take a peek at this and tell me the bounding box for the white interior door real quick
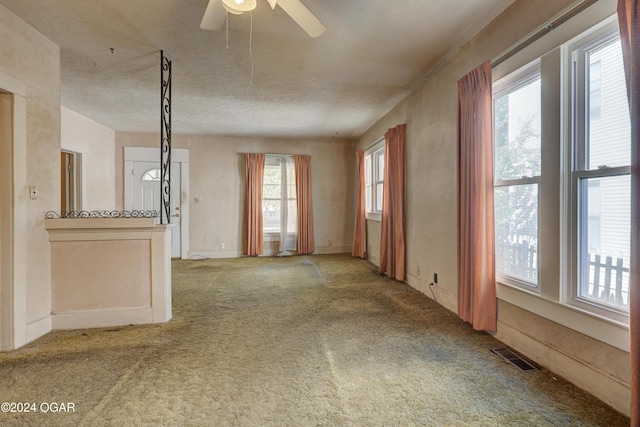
[131,161,182,258]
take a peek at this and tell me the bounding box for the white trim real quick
[52,307,153,330]
[313,246,352,255]
[497,282,629,351]
[26,315,52,343]
[0,86,29,351]
[124,147,190,259]
[188,250,244,259]
[60,142,87,211]
[0,70,26,97]
[405,273,457,313]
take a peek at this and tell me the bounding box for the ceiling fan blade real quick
[200,0,226,31]
[276,0,326,38]
[266,0,278,10]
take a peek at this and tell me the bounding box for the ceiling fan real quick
[200,0,326,38]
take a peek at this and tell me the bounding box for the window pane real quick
[495,184,538,284]
[286,200,297,233]
[263,164,281,185]
[365,155,372,185]
[376,183,383,212]
[586,38,630,169]
[579,175,630,309]
[263,199,281,233]
[376,152,385,181]
[494,76,541,180]
[263,184,281,199]
[365,155,372,213]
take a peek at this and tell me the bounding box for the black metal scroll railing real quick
[160,50,172,225]
[45,210,159,219]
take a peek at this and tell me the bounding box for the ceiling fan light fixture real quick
[221,0,257,12]
[222,3,245,15]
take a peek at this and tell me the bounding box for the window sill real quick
[496,281,629,352]
[263,233,280,242]
[366,212,382,222]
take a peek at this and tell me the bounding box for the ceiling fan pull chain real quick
[247,10,254,94]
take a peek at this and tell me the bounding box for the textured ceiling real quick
[0,0,515,138]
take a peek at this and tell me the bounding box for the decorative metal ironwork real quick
[160,50,172,225]
[45,210,159,219]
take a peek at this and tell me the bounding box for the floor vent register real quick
[491,347,537,372]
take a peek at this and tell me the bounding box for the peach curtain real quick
[294,155,315,254]
[352,150,366,258]
[456,61,497,332]
[243,153,265,256]
[618,1,640,423]
[379,124,406,281]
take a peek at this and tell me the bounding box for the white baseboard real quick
[313,246,351,255]
[27,315,51,343]
[405,273,457,313]
[367,253,380,267]
[496,319,631,416]
[188,248,351,259]
[187,250,242,260]
[52,307,153,330]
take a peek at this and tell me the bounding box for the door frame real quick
[124,147,189,259]
[0,71,28,351]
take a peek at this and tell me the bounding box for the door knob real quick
[171,213,180,218]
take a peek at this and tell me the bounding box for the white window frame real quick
[262,155,296,238]
[567,25,630,321]
[493,65,542,291]
[491,5,629,352]
[365,137,385,221]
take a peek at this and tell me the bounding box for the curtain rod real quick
[491,0,599,67]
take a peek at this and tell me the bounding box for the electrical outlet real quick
[220,243,225,249]
[417,266,421,276]
[434,273,438,284]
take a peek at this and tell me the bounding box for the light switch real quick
[29,185,37,200]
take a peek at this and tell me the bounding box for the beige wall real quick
[61,107,116,210]
[0,5,60,330]
[115,133,356,257]
[356,0,629,416]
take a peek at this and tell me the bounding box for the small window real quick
[364,144,385,219]
[374,148,385,213]
[141,168,162,182]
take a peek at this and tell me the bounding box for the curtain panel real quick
[294,155,315,254]
[456,61,497,332]
[618,0,640,423]
[379,124,406,281]
[352,150,367,258]
[279,156,297,255]
[243,153,265,256]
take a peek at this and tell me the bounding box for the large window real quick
[493,17,631,324]
[494,68,541,287]
[571,31,631,313]
[365,142,385,218]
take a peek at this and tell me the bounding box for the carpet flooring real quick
[0,254,629,426]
